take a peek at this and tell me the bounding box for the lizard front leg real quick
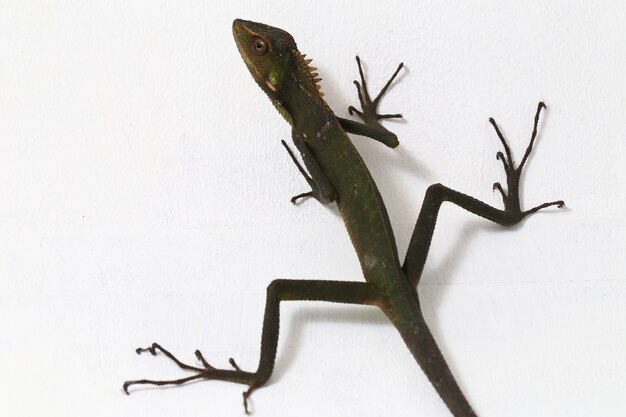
[123,280,383,413]
[281,130,336,204]
[341,56,404,148]
[337,117,400,148]
[402,102,564,289]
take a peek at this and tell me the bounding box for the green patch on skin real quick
[269,70,280,87]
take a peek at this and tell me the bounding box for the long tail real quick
[388,296,478,417]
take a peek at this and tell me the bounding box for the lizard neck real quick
[276,54,332,132]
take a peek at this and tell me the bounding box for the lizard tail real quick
[388,298,479,417]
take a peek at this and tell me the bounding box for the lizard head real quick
[233,19,325,123]
[233,19,296,97]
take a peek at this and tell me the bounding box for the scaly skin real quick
[123,19,564,416]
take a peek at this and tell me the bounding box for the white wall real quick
[1,1,624,416]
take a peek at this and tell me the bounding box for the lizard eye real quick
[251,37,268,56]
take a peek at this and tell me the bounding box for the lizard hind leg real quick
[402,102,565,290]
[124,279,383,413]
[348,56,404,127]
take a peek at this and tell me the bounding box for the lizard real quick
[123,19,565,416]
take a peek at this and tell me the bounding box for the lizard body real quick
[124,20,564,417]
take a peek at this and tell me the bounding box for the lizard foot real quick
[123,342,260,414]
[281,140,336,205]
[489,102,565,221]
[348,55,404,126]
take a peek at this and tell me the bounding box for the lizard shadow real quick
[415,207,563,349]
[417,220,499,329]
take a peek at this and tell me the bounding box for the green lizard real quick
[123,19,565,416]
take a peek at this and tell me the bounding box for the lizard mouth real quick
[232,19,267,87]
[231,19,246,41]
[232,19,249,58]
[232,19,259,56]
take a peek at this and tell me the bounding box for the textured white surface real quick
[1,1,625,416]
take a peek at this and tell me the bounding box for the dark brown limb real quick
[402,102,564,289]
[347,56,403,143]
[337,117,399,148]
[124,280,383,413]
[281,132,336,205]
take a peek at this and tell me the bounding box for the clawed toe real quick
[135,346,154,355]
[347,105,362,117]
[492,182,507,204]
[524,200,566,216]
[134,342,205,372]
[195,349,214,370]
[492,182,504,193]
[378,113,402,119]
[229,357,243,371]
[242,382,259,414]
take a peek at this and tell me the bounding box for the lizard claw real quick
[229,357,242,371]
[290,191,314,204]
[348,104,363,117]
[195,349,215,370]
[492,182,507,203]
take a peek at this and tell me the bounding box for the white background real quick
[1,1,625,416]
